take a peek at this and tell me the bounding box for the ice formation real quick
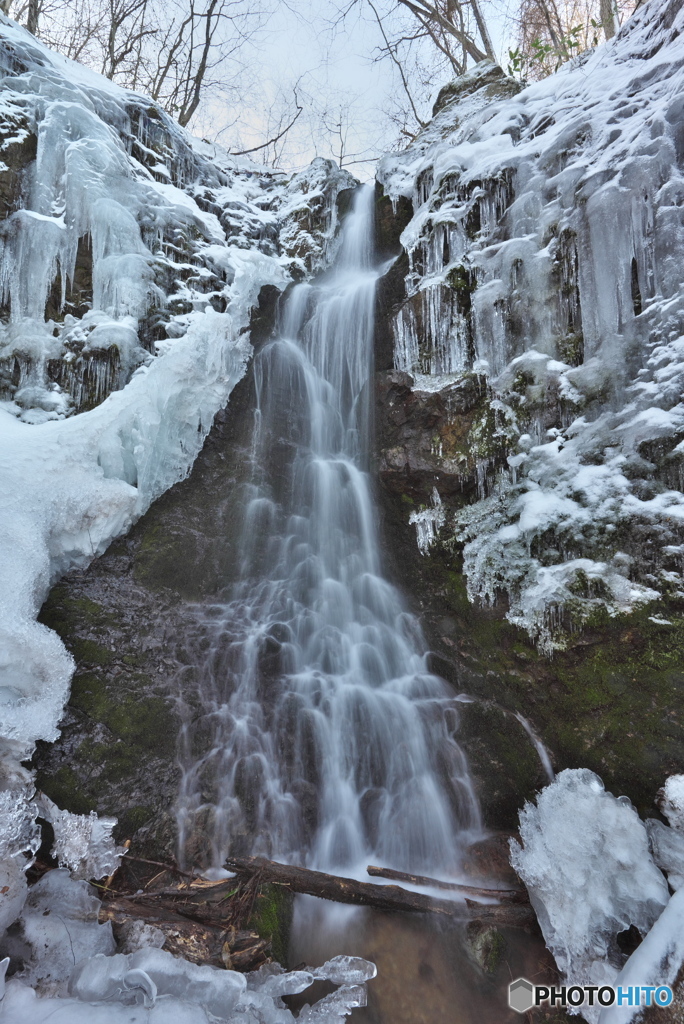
[510,769,669,1021]
[0,944,376,1023]
[0,13,362,1019]
[18,869,116,992]
[598,888,684,1024]
[657,774,684,832]
[646,818,684,891]
[378,0,684,648]
[36,794,122,880]
[409,487,446,554]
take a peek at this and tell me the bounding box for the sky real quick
[193,0,520,180]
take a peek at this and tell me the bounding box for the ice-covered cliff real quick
[0,14,355,772]
[377,0,684,651]
[0,17,360,1015]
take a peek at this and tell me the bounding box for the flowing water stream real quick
[176,184,481,883]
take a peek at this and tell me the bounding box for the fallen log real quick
[223,856,536,929]
[366,864,527,903]
[99,895,270,971]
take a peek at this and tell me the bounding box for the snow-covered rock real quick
[377,0,684,649]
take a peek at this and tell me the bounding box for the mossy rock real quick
[376,480,684,828]
[248,882,294,967]
[35,581,181,852]
[466,923,506,974]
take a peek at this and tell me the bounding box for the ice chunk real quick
[37,794,122,880]
[598,888,684,1024]
[257,969,314,997]
[1,978,214,1022]
[657,775,684,833]
[70,947,247,1017]
[0,788,40,937]
[313,955,377,986]
[297,985,368,1022]
[510,769,669,1020]
[116,919,166,955]
[646,819,684,891]
[19,869,115,993]
[0,860,27,939]
[0,788,41,860]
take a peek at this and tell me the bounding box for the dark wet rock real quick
[375,369,509,504]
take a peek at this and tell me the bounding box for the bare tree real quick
[511,0,641,78]
[8,0,268,132]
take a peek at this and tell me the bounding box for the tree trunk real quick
[26,0,40,35]
[600,0,618,39]
[224,856,536,928]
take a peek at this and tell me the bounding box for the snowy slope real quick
[378,0,684,650]
[0,16,293,764]
[0,14,359,764]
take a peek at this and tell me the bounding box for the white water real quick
[176,185,481,878]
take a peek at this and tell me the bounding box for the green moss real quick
[70,637,113,666]
[116,804,153,837]
[248,883,293,967]
[468,925,506,974]
[39,590,114,635]
[36,765,96,816]
[400,493,415,507]
[70,671,174,757]
[445,264,476,313]
[403,538,684,826]
[557,331,584,368]
[35,583,177,840]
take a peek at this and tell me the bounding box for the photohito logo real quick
[508,978,674,1013]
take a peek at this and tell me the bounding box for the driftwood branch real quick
[366,865,527,903]
[224,856,535,929]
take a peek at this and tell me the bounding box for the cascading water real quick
[176,185,481,878]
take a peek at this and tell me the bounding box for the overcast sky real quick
[194,0,519,180]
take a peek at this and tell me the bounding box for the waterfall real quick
[176,185,481,877]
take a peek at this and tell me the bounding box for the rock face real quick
[372,0,684,822]
[376,0,684,652]
[34,369,260,853]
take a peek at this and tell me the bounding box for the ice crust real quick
[378,0,684,647]
[0,944,376,1023]
[510,769,669,1021]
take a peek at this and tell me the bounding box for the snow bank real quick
[377,0,684,646]
[510,769,669,1022]
[0,15,297,761]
